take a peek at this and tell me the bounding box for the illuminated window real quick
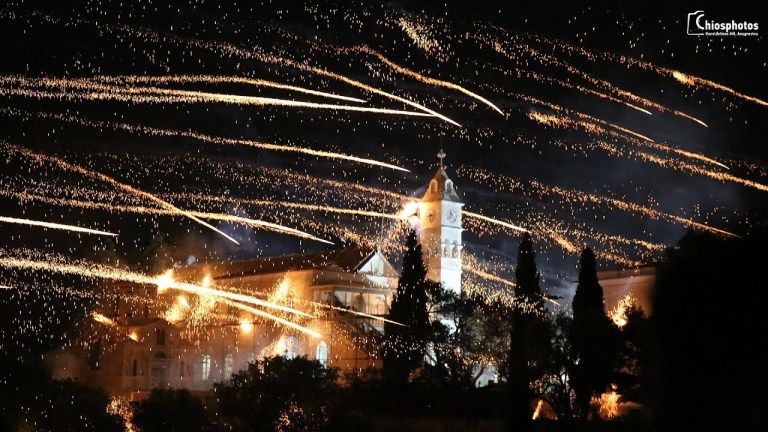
[284,336,300,359]
[316,341,328,368]
[201,355,211,381]
[224,353,234,378]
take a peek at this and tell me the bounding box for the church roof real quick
[421,166,462,203]
[175,246,379,281]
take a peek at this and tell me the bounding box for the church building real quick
[48,153,467,398]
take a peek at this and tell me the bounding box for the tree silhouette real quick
[653,230,768,430]
[507,233,551,427]
[570,247,618,419]
[215,356,339,432]
[383,229,431,386]
[132,388,212,432]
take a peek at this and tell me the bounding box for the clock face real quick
[447,209,457,223]
[427,210,436,223]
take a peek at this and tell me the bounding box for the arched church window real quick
[316,341,328,368]
[156,328,166,345]
[224,353,234,378]
[452,246,458,258]
[444,246,450,257]
[430,180,438,193]
[201,355,211,381]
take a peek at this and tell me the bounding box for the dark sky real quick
[0,0,765,302]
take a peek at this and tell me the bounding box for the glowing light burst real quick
[610,294,636,328]
[91,312,116,326]
[0,215,117,237]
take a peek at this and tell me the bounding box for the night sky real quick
[0,0,765,304]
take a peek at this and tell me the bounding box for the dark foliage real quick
[215,355,339,432]
[570,247,620,419]
[132,388,212,432]
[652,230,768,430]
[507,233,551,427]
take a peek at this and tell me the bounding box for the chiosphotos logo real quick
[687,11,759,36]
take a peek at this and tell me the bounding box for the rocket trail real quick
[0,77,435,118]
[671,71,768,107]
[218,298,321,338]
[167,193,406,221]
[3,144,242,245]
[463,211,528,233]
[357,46,504,115]
[0,189,333,244]
[0,108,410,173]
[100,74,367,103]
[0,215,118,237]
[0,253,316,333]
[527,111,729,169]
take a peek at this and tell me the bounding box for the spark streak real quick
[0,215,118,236]
[0,253,315,331]
[672,70,768,107]
[0,189,333,244]
[4,143,241,244]
[100,75,367,103]
[357,46,504,114]
[0,108,410,172]
[463,211,528,233]
[0,77,434,118]
[218,298,321,338]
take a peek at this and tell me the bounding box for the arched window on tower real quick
[224,353,234,378]
[430,180,438,193]
[444,246,450,257]
[316,341,328,368]
[201,355,211,381]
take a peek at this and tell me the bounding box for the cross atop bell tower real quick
[437,148,446,169]
[418,149,464,294]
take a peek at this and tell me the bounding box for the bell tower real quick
[418,150,463,294]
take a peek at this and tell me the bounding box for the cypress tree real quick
[384,229,431,386]
[508,233,550,427]
[570,247,617,419]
